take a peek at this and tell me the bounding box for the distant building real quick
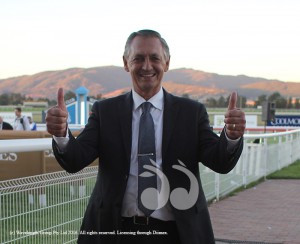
[23,101,48,108]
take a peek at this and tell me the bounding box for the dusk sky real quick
[1,0,299,82]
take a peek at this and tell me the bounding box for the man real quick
[46,30,246,244]
[0,116,13,130]
[28,116,37,131]
[13,107,31,131]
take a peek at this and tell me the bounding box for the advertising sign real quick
[66,103,76,124]
[214,114,257,128]
[267,115,300,127]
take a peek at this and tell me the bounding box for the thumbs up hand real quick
[224,92,246,140]
[46,88,68,137]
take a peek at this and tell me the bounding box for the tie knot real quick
[141,102,152,113]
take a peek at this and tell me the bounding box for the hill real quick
[0,66,299,100]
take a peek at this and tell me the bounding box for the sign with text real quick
[268,115,300,127]
[214,115,257,128]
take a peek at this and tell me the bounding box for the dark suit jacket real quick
[1,122,13,130]
[53,89,243,244]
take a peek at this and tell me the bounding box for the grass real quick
[267,159,300,179]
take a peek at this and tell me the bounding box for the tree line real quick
[0,91,299,109]
[204,92,300,109]
[0,91,103,107]
[0,93,57,106]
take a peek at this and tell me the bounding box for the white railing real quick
[1,128,300,244]
[0,138,52,153]
[201,129,300,201]
[0,167,97,244]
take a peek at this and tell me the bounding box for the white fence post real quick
[215,173,220,201]
[278,136,282,170]
[263,137,268,179]
[242,140,248,187]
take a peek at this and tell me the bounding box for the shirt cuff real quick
[224,128,240,153]
[53,129,70,152]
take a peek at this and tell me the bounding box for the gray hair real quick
[123,29,170,60]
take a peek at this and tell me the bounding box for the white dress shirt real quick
[13,116,31,131]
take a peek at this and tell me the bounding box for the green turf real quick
[267,160,300,179]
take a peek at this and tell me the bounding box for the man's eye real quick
[133,57,142,62]
[151,56,160,61]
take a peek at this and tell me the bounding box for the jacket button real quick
[124,175,128,180]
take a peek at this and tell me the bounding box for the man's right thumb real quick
[57,88,66,110]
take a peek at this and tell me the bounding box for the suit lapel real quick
[162,89,179,165]
[118,92,133,169]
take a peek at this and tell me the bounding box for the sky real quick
[0,0,299,82]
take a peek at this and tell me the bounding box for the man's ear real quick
[164,57,171,72]
[123,56,129,72]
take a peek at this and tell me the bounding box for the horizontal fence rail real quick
[0,138,52,153]
[1,128,300,243]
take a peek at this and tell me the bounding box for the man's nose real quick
[142,57,152,70]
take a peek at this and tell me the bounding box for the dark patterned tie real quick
[138,102,157,216]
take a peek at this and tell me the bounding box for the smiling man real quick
[46,29,246,244]
[123,32,170,100]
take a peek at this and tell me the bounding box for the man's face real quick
[15,109,21,117]
[123,36,170,99]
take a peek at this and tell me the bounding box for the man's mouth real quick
[140,73,155,78]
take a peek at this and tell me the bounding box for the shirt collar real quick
[132,87,164,111]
